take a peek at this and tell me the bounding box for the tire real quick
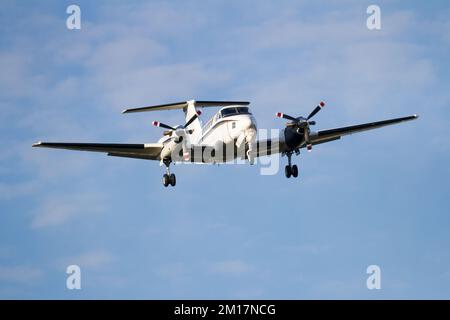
[169,174,176,186]
[285,165,292,178]
[291,165,298,178]
[162,174,170,187]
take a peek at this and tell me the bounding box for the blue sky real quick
[1,0,450,299]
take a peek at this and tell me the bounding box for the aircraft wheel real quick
[291,165,298,178]
[285,165,292,178]
[162,174,170,187]
[169,174,176,187]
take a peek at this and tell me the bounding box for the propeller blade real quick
[276,112,297,122]
[152,121,176,131]
[307,101,325,120]
[184,110,202,128]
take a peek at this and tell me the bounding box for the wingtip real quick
[121,109,129,114]
[32,141,42,147]
[413,114,419,119]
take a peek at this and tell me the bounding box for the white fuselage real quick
[200,114,256,145]
[199,106,257,162]
[158,105,258,163]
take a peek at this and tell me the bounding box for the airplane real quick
[32,100,418,187]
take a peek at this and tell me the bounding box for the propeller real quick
[152,121,176,131]
[152,110,202,160]
[276,101,325,152]
[152,109,202,133]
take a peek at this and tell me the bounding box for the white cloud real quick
[0,181,38,200]
[282,243,330,255]
[62,250,114,270]
[208,260,253,276]
[31,192,107,228]
[0,266,43,285]
[230,9,437,123]
[0,51,29,86]
[155,262,188,280]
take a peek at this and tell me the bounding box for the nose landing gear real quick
[284,151,299,179]
[162,173,176,187]
[162,159,176,187]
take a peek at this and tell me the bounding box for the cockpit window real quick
[221,108,237,117]
[221,106,251,118]
[236,107,250,114]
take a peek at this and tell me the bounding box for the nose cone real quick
[241,115,257,131]
[232,115,257,148]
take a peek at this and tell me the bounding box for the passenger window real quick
[232,122,236,129]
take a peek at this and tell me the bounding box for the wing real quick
[253,138,282,158]
[32,142,163,160]
[251,114,418,157]
[313,114,418,143]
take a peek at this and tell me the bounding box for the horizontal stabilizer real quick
[122,100,250,114]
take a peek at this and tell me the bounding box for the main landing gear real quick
[284,151,299,179]
[162,159,176,187]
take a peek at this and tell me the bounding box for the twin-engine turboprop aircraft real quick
[33,100,418,187]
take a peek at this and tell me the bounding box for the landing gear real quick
[291,164,298,178]
[162,173,176,187]
[169,173,176,186]
[284,151,299,179]
[162,159,176,187]
[163,174,170,187]
[285,165,292,178]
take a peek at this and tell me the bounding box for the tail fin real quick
[184,100,202,144]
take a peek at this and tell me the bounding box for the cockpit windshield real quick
[202,106,252,135]
[220,106,251,118]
